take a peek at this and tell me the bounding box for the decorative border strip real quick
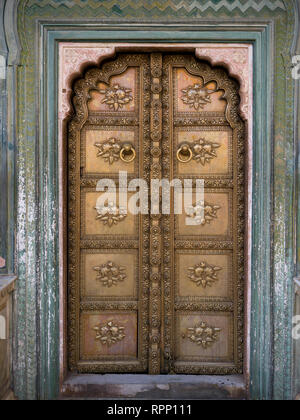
[27,0,286,13]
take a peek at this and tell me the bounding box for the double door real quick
[68,53,245,374]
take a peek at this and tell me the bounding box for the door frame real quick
[49,28,272,397]
[11,5,298,400]
[63,47,251,377]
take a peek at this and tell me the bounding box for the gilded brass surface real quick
[68,53,245,374]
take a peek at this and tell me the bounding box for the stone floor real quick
[60,374,247,400]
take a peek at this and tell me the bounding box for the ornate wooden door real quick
[68,53,245,375]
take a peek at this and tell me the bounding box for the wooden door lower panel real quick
[175,312,236,373]
[78,247,147,373]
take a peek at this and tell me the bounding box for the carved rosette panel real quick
[94,321,126,346]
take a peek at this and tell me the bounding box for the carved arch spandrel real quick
[70,54,147,128]
[195,45,252,123]
[59,46,116,120]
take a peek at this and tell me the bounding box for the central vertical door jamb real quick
[149,53,163,374]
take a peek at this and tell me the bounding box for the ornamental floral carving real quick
[182,322,221,349]
[93,261,126,288]
[99,84,133,111]
[188,261,222,288]
[94,137,122,165]
[192,138,220,166]
[181,83,215,110]
[95,202,127,227]
[186,200,220,226]
[94,321,125,347]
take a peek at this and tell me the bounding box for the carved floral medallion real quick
[192,138,220,166]
[94,321,125,347]
[94,137,122,165]
[181,83,215,110]
[95,202,127,227]
[93,261,126,288]
[99,84,133,111]
[182,322,221,349]
[188,261,222,288]
[186,200,221,226]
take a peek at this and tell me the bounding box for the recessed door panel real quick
[175,250,233,300]
[80,312,138,359]
[88,67,138,114]
[82,127,138,176]
[176,312,234,363]
[81,190,138,237]
[175,127,233,178]
[80,249,138,299]
[175,68,227,115]
[175,189,232,239]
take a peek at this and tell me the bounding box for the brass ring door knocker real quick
[177,143,193,163]
[120,143,136,163]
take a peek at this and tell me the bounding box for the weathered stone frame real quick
[0,0,298,400]
[59,42,252,383]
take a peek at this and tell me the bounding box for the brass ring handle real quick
[120,143,136,163]
[177,144,193,163]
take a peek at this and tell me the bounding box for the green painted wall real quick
[0,0,8,275]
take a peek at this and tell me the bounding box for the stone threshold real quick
[60,374,247,400]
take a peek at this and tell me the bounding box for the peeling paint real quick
[0,55,6,79]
